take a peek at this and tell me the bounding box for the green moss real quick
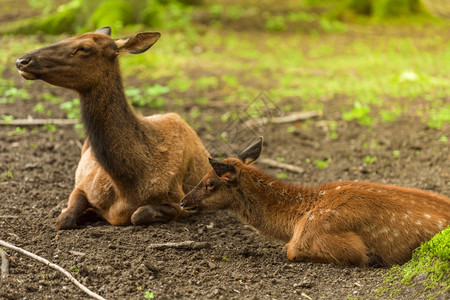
[381,226,450,297]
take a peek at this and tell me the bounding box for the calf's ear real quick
[209,158,237,181]
[237,136,263,165]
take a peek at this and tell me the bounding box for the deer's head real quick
[16,27,160,92]
[181,137,263,212]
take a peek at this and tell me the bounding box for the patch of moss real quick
[381,226,450,297]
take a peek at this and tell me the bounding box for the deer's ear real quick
[95,26,111,36]
[237,136,263,165]
[209,158,237,181]
[115,32,160,54]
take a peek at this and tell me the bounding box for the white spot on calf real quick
[379,227,389,234]
[424,214,431,219]
[416,220,422,226]
[336,186,341,190]
[308,215,315,221]
[437,220,444,229]
[393,230,399,237]
[403,214,409,219]
[319,191,326,196]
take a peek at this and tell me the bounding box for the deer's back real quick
[310,181,450,264]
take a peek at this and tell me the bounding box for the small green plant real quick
[314,157,331,169]
[439,135,448,143]
[126,84,170,108]
[426,106,450,130]
[44,124,57,133]
[222,256,231,262]
[8,127,27,136]
[1,115,14,124]
[287,126,296,133]
[380,106,402,122]
[221,74,238,89]
[41,92,63,104]
[144,290,155,299]
[0,86,30,103]
[33,103,45,114]
[342,101,372,126]
[71,265,79,272]
[277,172,288,179]
[363,155,377,164]
[6,167,14,180]
[392,150,400,159]
[60,99,81,119]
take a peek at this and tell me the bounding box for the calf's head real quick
[15,26,160,92]
[180,137,263,212]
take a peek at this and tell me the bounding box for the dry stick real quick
[1,248,9,278]
[1,119,78,126]
[258,158,305,174]
[244,110,322,128]
[146,241,211,251]
[0,240,105,300]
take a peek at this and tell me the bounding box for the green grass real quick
[380,226,450,298]
[5,16,449,132]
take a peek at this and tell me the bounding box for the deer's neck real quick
[232,167,315,242]
[79,73,154,191]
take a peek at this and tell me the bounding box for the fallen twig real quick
[258,158,304,174]
[146,241,211,251]
[1,118,78,126]
[244,110,322,128]
[0,240,105,300]
[1,248,9,278]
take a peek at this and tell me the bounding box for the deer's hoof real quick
[131,206,156,225]
[56,212,78,230]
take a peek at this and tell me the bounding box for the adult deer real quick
[16,27,210,229]
[181,137,450,266]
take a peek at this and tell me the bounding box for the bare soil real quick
[1,72,449,300]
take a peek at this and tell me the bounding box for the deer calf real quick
[181,137,450,267]
[16,27,210,229]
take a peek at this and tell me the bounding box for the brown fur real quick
[181,137,450,267]
[16,27,210,229]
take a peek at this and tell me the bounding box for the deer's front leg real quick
[131,183,184,225]
[130,203,182,225]
[56,188,90,230]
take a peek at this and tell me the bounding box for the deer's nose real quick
[16,57,32,69]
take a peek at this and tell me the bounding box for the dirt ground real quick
[1,67,449,300]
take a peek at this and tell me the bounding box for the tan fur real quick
[16,27,210,229]
[181,142,450,267]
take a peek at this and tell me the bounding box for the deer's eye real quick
[75,47,91,54]
[205,182,214,190]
